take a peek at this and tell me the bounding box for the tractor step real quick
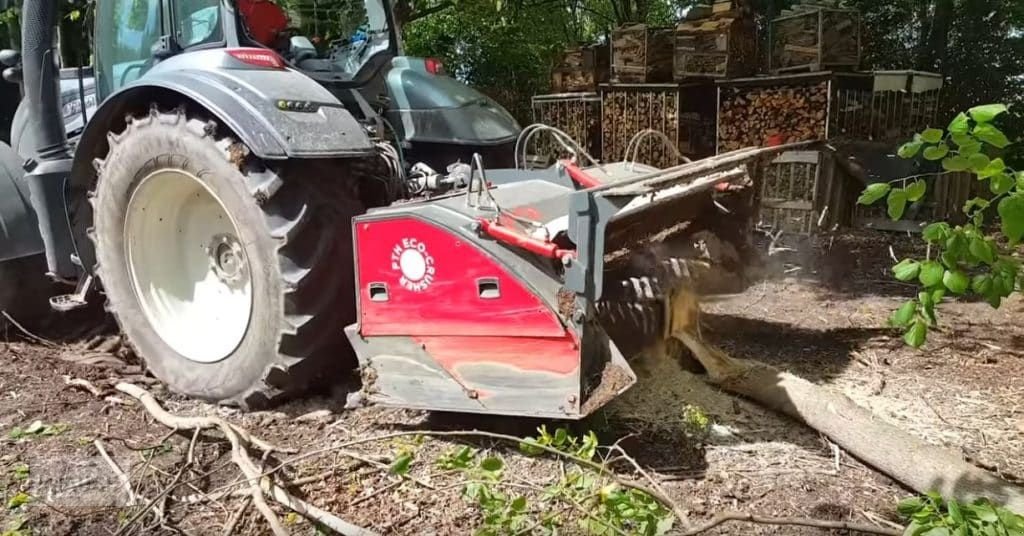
[49,274,93,312]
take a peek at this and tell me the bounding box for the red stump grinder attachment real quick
[345,146,789,418]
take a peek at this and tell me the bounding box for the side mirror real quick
[0,49,20,67]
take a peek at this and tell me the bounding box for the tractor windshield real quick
[280,0,393,77]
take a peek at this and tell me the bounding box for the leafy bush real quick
[859,104,1019,347]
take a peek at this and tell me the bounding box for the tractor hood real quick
[384,57,520,146]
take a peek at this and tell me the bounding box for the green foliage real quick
[898,493,1024,536]
[8,421,68,440]
[5,492,30,510]
[10,464,28,481]
[446,427,673,535]
[388,434,424,475]
[860,105,1020,347]
[437,445,478,471]
[518,425,598,460]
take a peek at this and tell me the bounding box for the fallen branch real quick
[115,383,378,536]
[681,512,900,536]
[665,289,1024,513]
[263,429,687,522]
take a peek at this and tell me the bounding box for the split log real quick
[611,24,674,83]
[664,290,1024,512]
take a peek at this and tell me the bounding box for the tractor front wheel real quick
[92,107,362,408]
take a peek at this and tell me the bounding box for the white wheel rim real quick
[124,169,253,363]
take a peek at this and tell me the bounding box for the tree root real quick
[665,288,1024,513]
[115,383,377,536]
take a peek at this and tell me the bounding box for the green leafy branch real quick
[435,426,675,536]
[858,104,1020,347]
[899,492,1024,536]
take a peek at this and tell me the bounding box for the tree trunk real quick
[920,0,953,71]
[666,290,1024,512]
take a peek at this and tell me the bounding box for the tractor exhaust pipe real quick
[21,0,76,279]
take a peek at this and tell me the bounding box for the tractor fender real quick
[0,141,44,263]
[76,64,375,166]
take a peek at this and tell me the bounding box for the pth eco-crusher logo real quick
[390,238,435,292]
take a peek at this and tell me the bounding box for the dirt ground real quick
[1,229,1022,535]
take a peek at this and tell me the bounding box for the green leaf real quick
[1017,171,1024,191]
[904,320,927,348]
[893,259,921,281]
[921,128,945,143]
[969,237,996,264]
[921,527,951,536]
[977,157,1006,179]
[922,222,951,243]
[942,155,970,172]
[957,140,983,156]
[480,457,504,473]
[923,143,950,161]
[942,270,966,295]
[973,273,994,295]
[943,270,969,294]
[947,113,970,134]
[904,521,925,536]
[553,427,568,447]
[898,497,925,516]
[6,492,30,509]
[898,141,924,159]
[919,261,944,287]
[511,496,527,512]
[991,172,1015,195]
[964,197,990,215]
[888,189,909,220]
[998,194,1024,244]
[974,123,1011,148]
[950,131,975,147]
[389,452,414,475]
[919,291,937,326]
[905,180,927,202]
[947,498,963,524]
[891,300,917,327]
[968,153,991,172]
[858,182,891,205]
[968,103,1008,123]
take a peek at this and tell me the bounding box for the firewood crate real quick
[673,16,757,79]
[759,150,824,234]
[611,24,675,83]
[550,44,610,93]
[715,71,944,152]
[530,93,602,164]
[600,82,716,169]
[769,3,860,73]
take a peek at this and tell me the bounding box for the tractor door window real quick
[95,0,164,98]
[175,0,223,48]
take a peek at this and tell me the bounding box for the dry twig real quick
[115,382,376,536]
[680,511,901,535]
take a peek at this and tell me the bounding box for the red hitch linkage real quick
[476,218,575,261]
[560,160,602,189]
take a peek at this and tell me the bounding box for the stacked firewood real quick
[770,1,860,72]
[601,86,682,168]
[673,0,757,79]
[551,44,610,93]
[717,81,829,151]
[611,24,675,83]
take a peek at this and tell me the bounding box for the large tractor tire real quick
[91,107,363,408]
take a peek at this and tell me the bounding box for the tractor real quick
[0,0,767,418]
